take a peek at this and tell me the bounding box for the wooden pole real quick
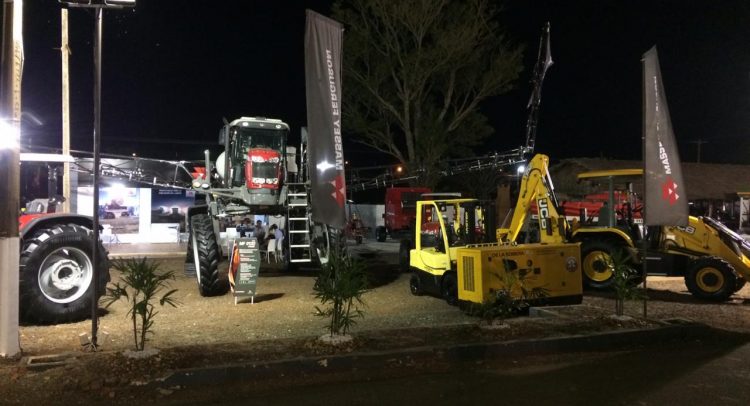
[0,0,23,358]
[61,9,71,213]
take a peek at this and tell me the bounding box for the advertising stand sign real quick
[228,237,260,305]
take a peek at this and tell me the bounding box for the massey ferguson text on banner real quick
[642,47,688,226]
[304,10,346,229]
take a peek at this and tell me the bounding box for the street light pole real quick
[90,5,103,349]
[61,0,135,351]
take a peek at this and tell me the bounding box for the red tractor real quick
[18,156,109,324]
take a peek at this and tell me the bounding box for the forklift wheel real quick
[409,273,423,296]
[441,272,458,306]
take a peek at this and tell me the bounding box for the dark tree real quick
[333,0,524,187]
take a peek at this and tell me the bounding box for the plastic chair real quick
[275,236,284,260]
[262,239,277,263]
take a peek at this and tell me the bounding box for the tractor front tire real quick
[580,239,626,289]
[685,257,738,301]
[190,214,229,297]
[19,224,110,324]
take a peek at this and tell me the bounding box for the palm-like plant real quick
[608,249,646,316]
[313,253,369,337]
[101,258,180,350]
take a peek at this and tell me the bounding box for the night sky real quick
[16,1,750,167]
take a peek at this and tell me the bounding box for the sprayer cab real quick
[193,117,296,214]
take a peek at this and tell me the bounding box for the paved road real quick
[153,332,750,405]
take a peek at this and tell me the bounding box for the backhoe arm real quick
[496,154,568,244]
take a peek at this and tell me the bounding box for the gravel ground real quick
[18,250,474,355]
[587,275,750,333]
[3,242,750,405]
[15,247,750,356]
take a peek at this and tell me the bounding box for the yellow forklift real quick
[404,154,583,306]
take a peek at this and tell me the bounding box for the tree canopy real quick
[333,0,524,187]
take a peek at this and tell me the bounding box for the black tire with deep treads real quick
[19,223,110,324]
[184,228,196,277]
[685,256,738,301]
[190,214,229,297]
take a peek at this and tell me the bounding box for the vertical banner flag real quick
[642,47,688,226]
[304,10,346,229]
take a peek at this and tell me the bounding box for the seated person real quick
[237,218,252,237]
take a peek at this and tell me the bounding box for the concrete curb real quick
[156,321,711,389]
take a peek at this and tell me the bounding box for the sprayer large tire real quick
[19,224,110,324]
[190,214,229,297]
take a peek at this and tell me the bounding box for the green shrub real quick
[608,249,646,316]
[313,253,369,337]
[101,258,180,351]
[465,266,549,324]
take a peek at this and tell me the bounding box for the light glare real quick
[0,120,19,151]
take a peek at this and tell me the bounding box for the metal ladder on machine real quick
[286,183,313,264]
[284,127,313,264]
